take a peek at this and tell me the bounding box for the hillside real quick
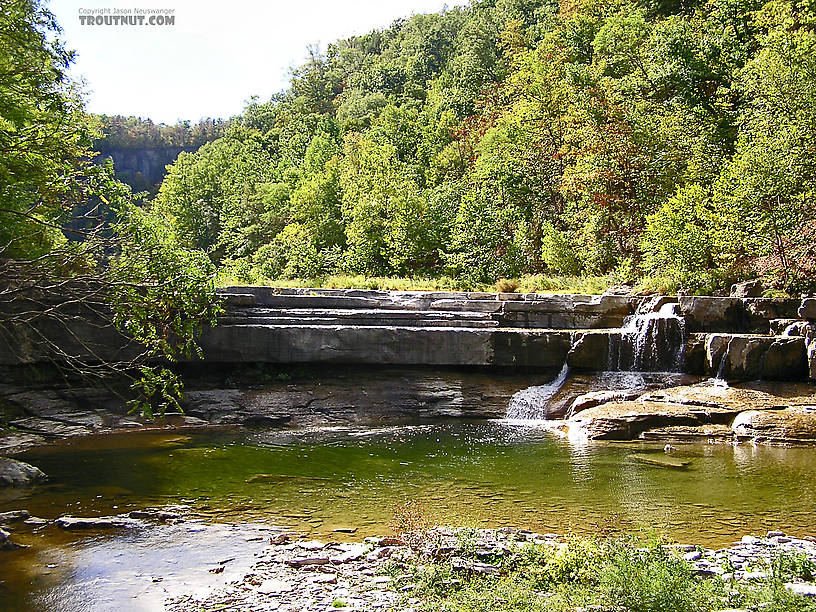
[149,0,815,294]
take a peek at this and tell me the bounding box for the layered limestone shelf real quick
[1,288,814,383]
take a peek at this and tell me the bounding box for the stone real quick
[0,510,30,524]
[763,337,808,380]
[0,526,24,551]
[683,551,702,562]
[565,382,816,441]
[258,578,294,593]
[680,296,799,333]
[567,390,643,418]
[808,339,816,381]
[270,533,291,545]
[566,332,609,370]
[785,582,816,596]
[704,334,807,380]
[0,458,46,487]
[630,454,691,469]
[285,556,330,568]
[566,401,708,440]
[128,509,182,521]
[732,409,816,442]
[55,515,139,529]
[799,298,816,320]
[730,280,764,298]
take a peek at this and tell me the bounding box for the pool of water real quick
[2,421,816,609]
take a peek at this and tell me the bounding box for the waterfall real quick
[506,362,570,420]
[609,300,687,372]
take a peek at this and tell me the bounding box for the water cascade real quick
[608,299,687,372]
[506,362,570,420]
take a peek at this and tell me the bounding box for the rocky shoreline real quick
[162,524,816,611]
[3,503,816,609]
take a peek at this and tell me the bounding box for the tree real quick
[0,0,220,417]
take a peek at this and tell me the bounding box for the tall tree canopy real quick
[157,0,816,293]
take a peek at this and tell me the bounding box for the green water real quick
[6,422,816,542]
[1,422,816,610]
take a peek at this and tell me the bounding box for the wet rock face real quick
[679,297,800,333]
[799,298,816,320]
[0,458,46,487]
[704,334,807,380]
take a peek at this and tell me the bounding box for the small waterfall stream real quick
[506,296,688,421]
[506,363,570,420]
[608,300,687,372]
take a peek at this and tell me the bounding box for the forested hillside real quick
[152,0,816,294]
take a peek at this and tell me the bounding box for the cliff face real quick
[96,146,197,193]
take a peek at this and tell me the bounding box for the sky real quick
[50,0,468,124]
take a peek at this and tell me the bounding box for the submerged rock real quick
[629,454,691,469]
[56,515,140,530]
[0,510,30,524]
[0,457,46,487]
[0,526,25,550]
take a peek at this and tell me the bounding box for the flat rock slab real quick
[10,417,91,437]
[629,454,692,469]
[732,408,816,442]
[56,515,141,529]
[565,383,816,441]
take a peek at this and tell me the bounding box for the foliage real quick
[0,0,220,418]
[409,536,816,612]
[150,0,816,293]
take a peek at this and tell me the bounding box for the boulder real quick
[705,334,807,380]
[799,298,816,320]
[566,332,609,369]
[0,458,46,487]
[730,280,764,298]
[732,409,816,442]
[566,383,816,441]
[0,526,24,551]
[565,401,703,440]
[680,297,799,333]
[763,337,808,379]
[0,510,30,524]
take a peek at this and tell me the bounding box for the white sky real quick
[50,0,468,124]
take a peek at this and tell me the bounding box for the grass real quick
[391,535,816,612]
[216,273,617,295]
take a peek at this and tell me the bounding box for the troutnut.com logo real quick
[78,8,176,26]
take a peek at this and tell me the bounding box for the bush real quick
[541,223,582,275]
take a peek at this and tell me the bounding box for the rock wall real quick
[1,288,814,382]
